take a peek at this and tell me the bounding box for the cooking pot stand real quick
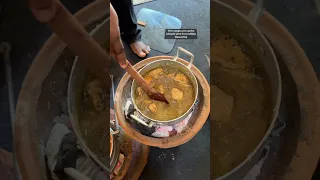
[137,8,182,53]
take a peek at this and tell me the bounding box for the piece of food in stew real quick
[134,67,195,121]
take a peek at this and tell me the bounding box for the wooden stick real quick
[124,60,169,104]
[29,0,110,85]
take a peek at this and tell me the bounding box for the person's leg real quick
[111,0,150,58]
[110,0,140,43]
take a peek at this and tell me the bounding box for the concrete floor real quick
[0,0,320,179]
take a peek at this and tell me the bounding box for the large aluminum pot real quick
[212,0,281,179]
[131,47,199,126]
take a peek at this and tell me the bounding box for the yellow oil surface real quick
[78,74,109,167]
[77,45,110,167]
[212,32,272,178]
[134,67,195,121]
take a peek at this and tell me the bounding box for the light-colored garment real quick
[45,121,108,180]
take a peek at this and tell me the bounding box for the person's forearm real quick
[110,3,128,68]
[29,0,110,84]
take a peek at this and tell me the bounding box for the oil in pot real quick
[211,28,273,178]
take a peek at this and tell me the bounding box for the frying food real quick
[212,33,271,178]
[80,75,109,167]
[174,73,189,84]
[147,68,163,78]
[144,76,153,84]
[171,88,184,100]
[157,85,165,94]
[87,79,104,112]
[148,103,157,113]
[134,67,195,121]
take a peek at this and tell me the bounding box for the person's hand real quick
[110,3,128,68]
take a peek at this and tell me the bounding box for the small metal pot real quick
[131,47,199,127]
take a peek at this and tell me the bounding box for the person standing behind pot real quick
[110,0,150,60]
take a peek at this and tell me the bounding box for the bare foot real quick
[130,41,150,58]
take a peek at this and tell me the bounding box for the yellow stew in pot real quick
[134,67,195,121]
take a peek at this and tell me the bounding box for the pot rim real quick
[131,58,199,124]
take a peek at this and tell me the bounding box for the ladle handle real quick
[173,47,195,69]
[124,60,153,93]
[124,60,168,103]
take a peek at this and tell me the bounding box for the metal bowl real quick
[131,47,199,126]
